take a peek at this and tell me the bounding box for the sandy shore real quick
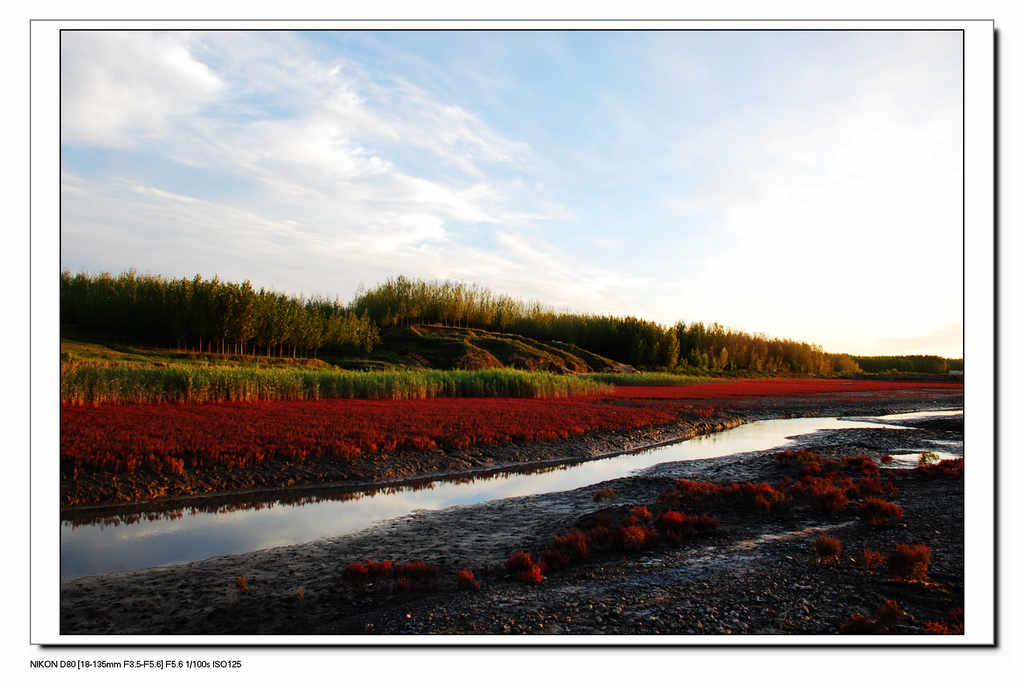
[59,389,964,637]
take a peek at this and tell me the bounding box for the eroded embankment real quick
[59,406,964,636]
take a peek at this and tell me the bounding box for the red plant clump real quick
[917,458,964,478]
[586,525,616,550]
[840,600,903,634]
[666,479,791,514]
[540,548,571,572]
[814,535,843,563]
[456,568,480,590]
[394,560,440,580]
[774,450,823,467]
[628,506,652,522]
[858,498,904,527]
[657,511,718,542]
[366,560,393,577]
[507,552,546,584]
[518,563,545,584]
[344,561,370,582]
[550,529,590,563]
[841,455,881,478]
[861,548,884,571]
[506,551,535,574]
[620,524,651,551]
[887,544,931,581]
[924,608,964,634]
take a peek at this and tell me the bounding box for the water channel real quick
[60,409,962,580]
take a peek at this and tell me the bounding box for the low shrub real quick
[919,451,941,466]
[861,548,883,571]
[235,575,249,594]
[366,559,393,576]
[917,458,964,478]
[657,511,718,542]
[814,535,843,563]
[774,449,822,467]
[628,506,652,522]
[887,543,931,581]
[550,529,589,563]
[587,525,616,550]
[344,561,370,582]
[858,498,904,527]
[592,487,617,503]
[924,608,964,634]
[540,548,570,572]
[842,455,881,478]
[506,551,535,574]
[620,524,651,551]
[517,563,545,584]
[840,600,902,634]
[456,568,480,590]
[394,560,440,581]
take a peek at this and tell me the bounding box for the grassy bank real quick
[60,363,615,405]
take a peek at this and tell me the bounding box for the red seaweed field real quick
[60,378,961,504]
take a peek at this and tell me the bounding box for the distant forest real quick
[853,355,964,374]
[60,271,959,375]
[61,271,380,358]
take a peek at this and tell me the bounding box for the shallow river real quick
[60,409,961,580]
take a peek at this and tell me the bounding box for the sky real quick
[59,30,964,357]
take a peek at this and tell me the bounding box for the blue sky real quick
[60,30,963,356]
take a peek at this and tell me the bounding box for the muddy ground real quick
[59,390,965,637]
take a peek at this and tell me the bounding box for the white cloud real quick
[61,32,223,147]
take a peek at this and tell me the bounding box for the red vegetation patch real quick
[60,395,714,477]
[858,498,904,527]
[628,506,652,522]
[657,511,718,542]
[620,524,652,551]
[505,551,535,574]
[394,560,440,581]
[344,561,370,582]
[840,600,903,634]
[814,535,843,563]
[550,529,590,563]
[887,544,931,581]
[592,487,617,503]
[507,552,546,584]
[60,379,960,483]
[456,568,480,591]
[235,576,249,594]
[613,378,961,401]
[517,563,545,584]
[774,450,822,467]
[668,479,793,515]
[924,608,964,635]
[861,548,884,571]
[366,560,393,577]
[917,458,964,478]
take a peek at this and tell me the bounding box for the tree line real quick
[852,355,963,374]
[60,271,380,358]
[63,271,957,376]
[350,276,862,374]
